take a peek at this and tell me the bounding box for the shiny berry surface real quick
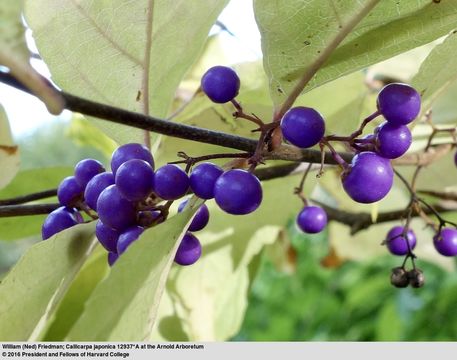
[385,226,416,255]
[178,200,209,232]
[95,220,120,253]
[375,122,412,159]
[111,143,154,175]
[214,169,262,215]
[57,176,84,207]
[115,159,154,201]
[74,158,105,187]
[342,152,393,204]
[153,164,189,200]
[377,83,421,125]
[97,185,137,231]
[280,107,325,148]
[189,162,223,199]
[174,232,202,266]
[42,207,81,240]
[201,66,240,103]
[117,226,144,255]
[433,228,457,256]
[84,172,115,211]
[296,206,327,234]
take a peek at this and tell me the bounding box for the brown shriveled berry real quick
[408,268,425,288]
[390,267,409,288]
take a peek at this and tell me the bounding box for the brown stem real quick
[0,189,57,205]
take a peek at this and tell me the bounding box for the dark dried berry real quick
[408,268,425,288]
[390,267,409,288]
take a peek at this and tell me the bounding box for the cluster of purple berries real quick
[383,225,457,288]
[201,66,327,236]
[278,83,420,205]
[42,141,264,267]
[384,225,457,258]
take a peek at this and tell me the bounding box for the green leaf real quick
[412,32,457,121]
[66,115,118,159]
[0,222,96,341]
[66,204,199,341]
[0,0,28,59]
[25,0,228,145]
[254,0,457,106]
[0,105,20,191]
[0,167,73,241]
[43,247,109,340]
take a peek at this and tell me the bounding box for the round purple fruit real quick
[280,107,325,148]
[433,228,457,257]
[342,152,393,204]
[201,66,240,104]
[375,121,412,159]
[377,83,421,125]
[385,226,416,255]
[214,169,262,215]
[296,206,327,234]
[174,232,202,266]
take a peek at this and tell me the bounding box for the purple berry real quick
[377,83,421,125]
[280,107,325,148]
[57,176,84,207]
[433,228,457,256]
[214,169,262,215]
[153,164,189,200]
[385,226,416,255]
[95,220,120,253]
[138,210,163,227]
[296,206,327,234]
[201,66,240,103]
[111,143,154,175]
[74,159,105,187]
[178,200,209,232]
[108,252,119,267]
[115,159,154,202]
[189,162,223,199]
[174,232,202,266]
[42,207,82,240]
[375,122,412,159]
[342,152,393,204]
[97,185,137,231]
[84,172,115,211]
[117,226,144,255]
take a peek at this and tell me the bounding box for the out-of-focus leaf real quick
[412,33,457,120]
[0,222,96,341]
[66,115,117,159]
[0,167,73,241]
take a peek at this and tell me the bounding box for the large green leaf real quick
[66,204,199,341]
[254,0,457,106]
[152,172,316,341]
[0,167,73,241]
[0,222,96,341]
[25,0,228,145]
